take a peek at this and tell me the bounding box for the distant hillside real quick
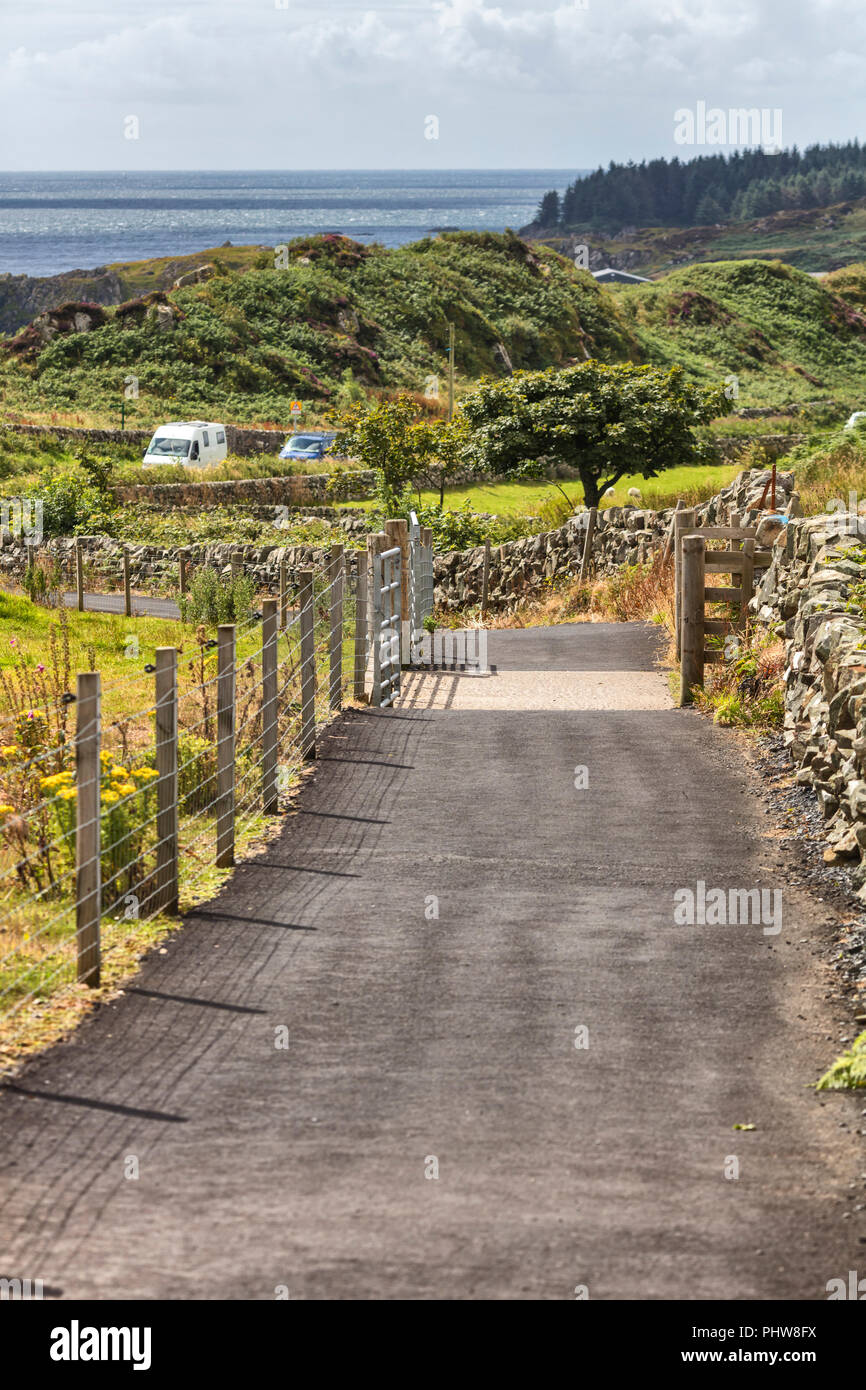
[532,141,866,233]
[0,244,268,337]
[614,258,866,404]
[0,232,636,425]
[3,236,866,426]
[522,196,866,277]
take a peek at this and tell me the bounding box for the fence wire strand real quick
[0,554,377,1029]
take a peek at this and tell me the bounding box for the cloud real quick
[0,0,863,166]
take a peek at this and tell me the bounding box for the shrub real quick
[39,462,115,536]
[816,1030,866,1089]
[180,566,256,626]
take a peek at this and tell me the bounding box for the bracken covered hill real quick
[0,232,635,424]
[4,234,866,423]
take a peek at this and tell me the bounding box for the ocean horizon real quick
[0,169,586,279]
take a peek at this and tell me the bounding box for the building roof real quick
[591,268,651,283]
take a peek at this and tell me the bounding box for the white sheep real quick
[627,487,642,504]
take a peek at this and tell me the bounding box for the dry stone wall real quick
[433,467,797,612]
[748,511,866,890]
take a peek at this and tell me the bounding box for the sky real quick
[1,0,864,170]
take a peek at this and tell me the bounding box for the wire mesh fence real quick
[0,543,370,1033]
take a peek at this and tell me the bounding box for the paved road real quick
[0,622,862,1300]
[62,592,181,619]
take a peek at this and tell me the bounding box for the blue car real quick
[279,432,337,462]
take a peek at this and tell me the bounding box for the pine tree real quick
[536,190,561,227]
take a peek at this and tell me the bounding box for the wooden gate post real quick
[739,537,755,631]
[215,623,236,867]
[579,507,597,584]
[329,543,344,711]
[299,569,316,758]
[75,671,101,985]
[680,535,706,706]
[674,507,696,658]
[353,558,369,702]
[154,647,179,914]
[261,598,279,813]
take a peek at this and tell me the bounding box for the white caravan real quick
[142,421,228,468]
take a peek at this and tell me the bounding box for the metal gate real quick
[371,544,401,707]
[408,511,434,664]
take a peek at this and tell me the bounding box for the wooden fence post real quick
[329,543,344,711]
[579,507,597,584]
[299,569,316,758]
[179,549,188,601]
[75,671,101,985]
[230,549,243,584]
[354,557,368,702]
[279,552,288,629]
[216,623,236,867]
[261,598,278,813]
[75,537,84,612]
[154,647,179,914]
[481,538,491,617]
[680,535,706,706]
[123,546,132,618]
[674,507,696,659]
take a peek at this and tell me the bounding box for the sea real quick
[0,170,584,279]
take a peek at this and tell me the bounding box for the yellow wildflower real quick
[102,790,120,805]
[112,782,137,797]
[131,767,158,782]
[58,788,77,802]
[41,770,76,792]
[0,803,15,816]
[1,745,19,761]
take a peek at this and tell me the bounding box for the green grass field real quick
[356,462,743,519]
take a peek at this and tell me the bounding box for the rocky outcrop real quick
[172,264,215,290]
[0,268,125,337]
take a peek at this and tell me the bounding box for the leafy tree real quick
[333,395,431,513]
[411,415,470,506]
[459,360,729,509]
